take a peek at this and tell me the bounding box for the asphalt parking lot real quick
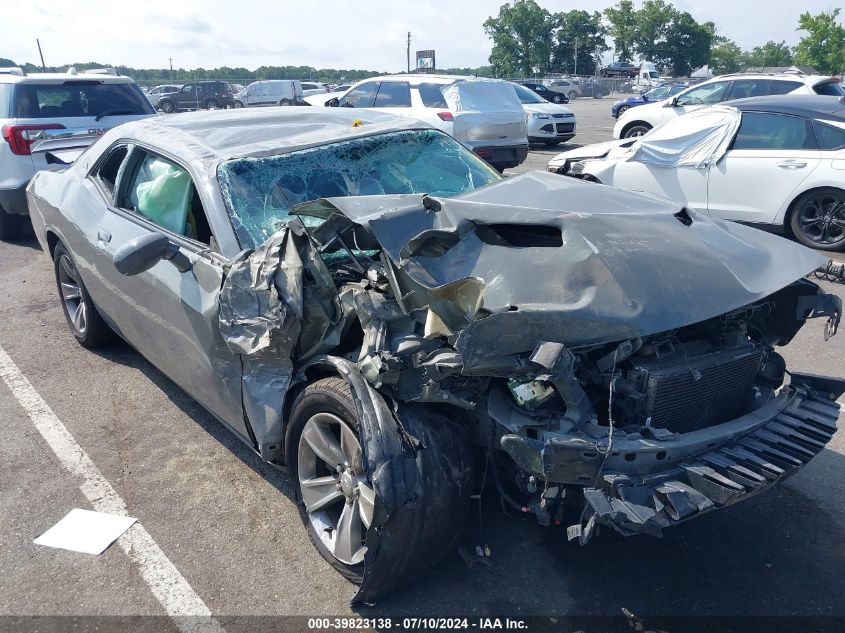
[3,97,845,628]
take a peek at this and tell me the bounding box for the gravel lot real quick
[2,97,845,627]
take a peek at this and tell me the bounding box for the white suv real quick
[317,74,529,171]
[613,72,845,139]
[0,66,155,239]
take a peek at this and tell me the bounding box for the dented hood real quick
[319,172,825,369]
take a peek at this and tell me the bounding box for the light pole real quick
[407,32,411,73]
[574,38,578,76]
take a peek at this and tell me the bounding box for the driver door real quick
[86,145,250,443]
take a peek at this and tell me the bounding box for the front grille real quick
[640,347,763,434]
[552,113,574,119]
[556,122,575,133]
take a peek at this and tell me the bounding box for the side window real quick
[770,80,803,95]
[728,79,770,99]
[417,83,447,108]
[120,152,213,244]
[374,82,411,107]
[813,122,845,151]
[94,145,130,197]
[181,84,193,94]
[814,82,845,96]
[676,81,730,106]
[733,113,816,151]
[338,82,378,108]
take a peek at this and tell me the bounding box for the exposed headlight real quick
[531,112,551,119]
[569,160,587,175]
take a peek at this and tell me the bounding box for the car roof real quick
[0,73,135,84]
[107,108,432,166]
[726,95,845,121]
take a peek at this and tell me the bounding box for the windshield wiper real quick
[95,108,134,122]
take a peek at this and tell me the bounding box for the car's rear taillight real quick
[475,148,492,157]
[1,123,65,156]
[437,111,453,121]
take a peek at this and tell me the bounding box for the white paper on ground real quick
[34,508,137,555]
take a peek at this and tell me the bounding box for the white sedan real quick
[549,95,845,251]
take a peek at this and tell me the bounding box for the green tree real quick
[794,9,845,74]
[604,0,637,61]
[551,10,608,74]
[663,11,713,76]
[709,36,744,74]
[743,40,794,68]
[484,0,554,76]
[633,0,676,66]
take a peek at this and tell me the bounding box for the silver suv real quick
[0,66,155,239]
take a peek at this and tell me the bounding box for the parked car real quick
[158,80,237,113]
[600,61,639,77]
[333,84,353,93]
[301,81,330,97]
[27,107,844,602]
[579,78,609,99]
[145,84,181,109]
[233,80,305,107]
[319,74,528,171]
[550,95,845,250]
[511,82,576,145]
[611,83,688,118]
[548,79,582,101]
[0,66,155,239]
[519,82,568,104]
[614,71,845,138]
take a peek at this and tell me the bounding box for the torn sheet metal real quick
[218,219,340,457]
[317,171,825,369]
[630,106,740,168]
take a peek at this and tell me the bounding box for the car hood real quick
[309,171,825,370]
[547,139,634,166]
[522,102,574,115]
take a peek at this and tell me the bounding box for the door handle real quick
[97,229,112,243]
[777,160,807,169]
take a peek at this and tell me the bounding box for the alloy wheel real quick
[796,191,845,247]
[57,254,87,336]
[297,412,375,566]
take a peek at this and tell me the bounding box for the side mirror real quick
[667,96,679,107]
[113,233,191,276]
[326,97,339,108]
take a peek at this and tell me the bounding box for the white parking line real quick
[0,344,225,633]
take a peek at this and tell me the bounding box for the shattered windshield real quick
[218,128,502,248]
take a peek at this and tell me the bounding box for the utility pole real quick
[36,38,46,70]
[573,39,578,76]
[407,32,411,73]
[169,58,173,80]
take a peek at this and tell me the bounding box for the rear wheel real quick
[204,99,218,110]
[52,242,114,348]
[233,101,244,108]
[568,91,577,101]
[789,188,845,251]
[623,122,652,138]
[0,207,24,240]
[159,100,174,113]
[279,98,294,106]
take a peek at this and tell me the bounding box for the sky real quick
[3,0,842,72]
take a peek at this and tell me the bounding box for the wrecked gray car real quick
[27,108,845,602]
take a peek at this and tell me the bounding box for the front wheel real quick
[159,100,174,113]
[789,188,845,251]
[552,94,562,104]
[279,98,294,106]
[616,105,630,117]
[286,377,472,597]
[53,242,114,348]
[233,101,244,108]
[623,123,652,138]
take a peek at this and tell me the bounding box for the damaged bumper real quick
[501,374,842,540]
